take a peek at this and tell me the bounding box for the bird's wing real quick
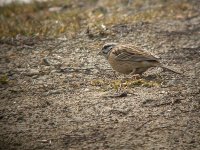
[112,45,159,62]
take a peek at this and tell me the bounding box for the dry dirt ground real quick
[0,1,200,150]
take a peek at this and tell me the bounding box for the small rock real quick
[160,91,166,94]
[38,139,48,143]
[84,88,90,92]
[49,7,62,12]
[42,58,51,66]
[26,69,39,76]
[50,70,58,73]
[103,92,128,98]
[44,90,62,96]
[32,75,39,79]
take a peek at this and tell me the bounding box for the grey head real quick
[99,43,117,59]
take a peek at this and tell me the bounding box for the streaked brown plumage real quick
[98,43,180,75]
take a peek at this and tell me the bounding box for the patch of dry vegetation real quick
[0,0,196,38]
[0,74,9,84]
[91,78,160,91]
[0,0,93,37]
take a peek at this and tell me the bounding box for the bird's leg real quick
[111,71,122,93]
[118,81,123,93]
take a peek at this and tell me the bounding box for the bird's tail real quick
[161,65,182,74]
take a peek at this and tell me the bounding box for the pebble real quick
[84,88,90,92]
[26,69,39,76]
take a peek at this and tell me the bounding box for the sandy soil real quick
[0,1,200,150]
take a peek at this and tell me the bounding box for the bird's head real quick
[98,43,117,59]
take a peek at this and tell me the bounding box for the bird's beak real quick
[97,50,103,55]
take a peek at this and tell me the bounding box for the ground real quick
[0,0,200,149]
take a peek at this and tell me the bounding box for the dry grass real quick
[0,0,196,38]
[0,74,9,84]
[91,78,160,91]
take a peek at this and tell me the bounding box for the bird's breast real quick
[108,54,135,74]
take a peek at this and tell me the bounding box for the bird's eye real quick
[103,45,110,49]
[106,45,114,50]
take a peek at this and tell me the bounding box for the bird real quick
[98,43,181,75]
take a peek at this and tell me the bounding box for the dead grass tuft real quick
[0,74,9,84]
[91,78,160,91]
[0,0,196,38]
